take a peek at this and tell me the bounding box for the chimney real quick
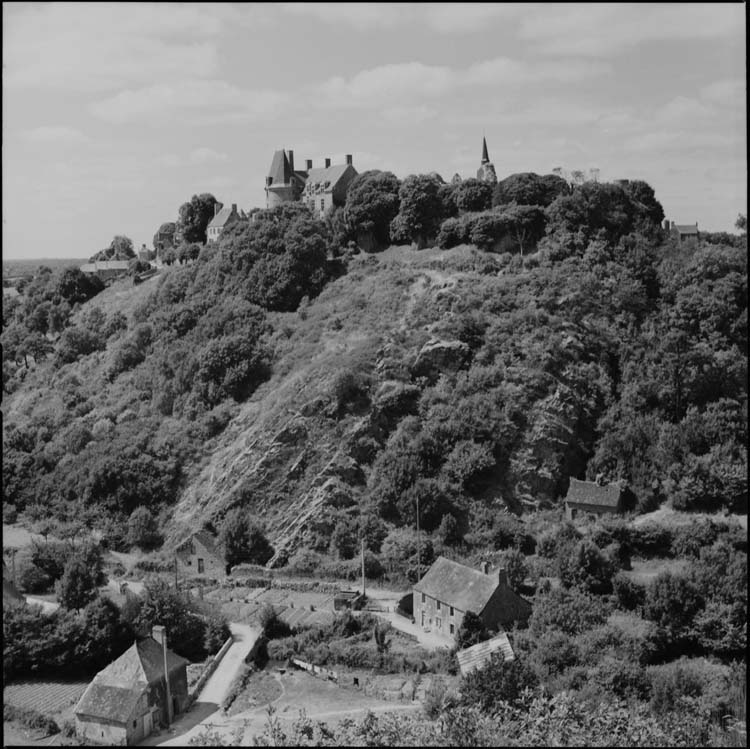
[231,203,237,214]
[497,568,508,588]
[346,154,353,166]
[481,561,490,575]
[306,159,312,170]
[152,625,173,726]
[325,157,331,168]
[288,150,294,171]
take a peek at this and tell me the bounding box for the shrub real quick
[530,587,610,636]
[670,520,720,558]
[17,559,52,594]
[3,704,60,735]
[259,604,292,640]
[459,652,538,711]
[558,539,614,594]
[455,611,490,650]
[612,572,646,611]
[422,676,448,719]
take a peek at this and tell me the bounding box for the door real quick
[198,558,204,574]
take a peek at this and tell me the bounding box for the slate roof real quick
[75,684,143,724]
[175,529,223,560]
[207,206,237,229]
[456,631,514,676]
[565,477,624,508]
[95,637,188,687]
[674,224,698,234]
[267,149,293,184]
[414,557,501,614]
[303,164,351,192]
[80,260,130,273]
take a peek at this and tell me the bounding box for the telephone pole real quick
[361,537,366,599]
[416,494,421,584]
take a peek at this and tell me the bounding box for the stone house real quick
[74,627,188,745]
[206,202,241,244]
[564,476,632,520]
[664,219,699,244]
[175,529,226,578]
[413,557,532,642]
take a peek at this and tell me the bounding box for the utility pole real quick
[361,537,366,599]
[416,494,421,584]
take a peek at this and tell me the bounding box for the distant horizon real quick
[3,2,746,259]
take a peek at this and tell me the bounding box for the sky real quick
[2,2,746,259]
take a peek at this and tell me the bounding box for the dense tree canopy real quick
[493,172,570,208]
[344,170,401,251]
[177,193,219,244]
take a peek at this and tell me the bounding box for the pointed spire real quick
[481,136,490,164]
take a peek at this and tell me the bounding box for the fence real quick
[290,657,339,682]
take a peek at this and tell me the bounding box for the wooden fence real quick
[290,657,339,682]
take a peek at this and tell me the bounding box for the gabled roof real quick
[74,684,143,724]
[267,149,293,185]
[94,637,188,688]
[674,224,698,234]
[175,529,222,560]
[80,260,130,273]
[565,477,624,508]
[456,631,514,676]
[207,206,237,229]
[303,164,351,192]
[414,557,500,614]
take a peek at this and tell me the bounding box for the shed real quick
[456,631,515,676]
[564,477,632,520]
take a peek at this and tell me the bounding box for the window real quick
[133,720,137,728]
[320,199,325,212]
[187,559,192,566]
[436,617,442,629]
[450,606,454,616]
[450,623,455,635]
[421,611,425,626]
[198,558,204,574]
[421,593,425,603]
[436,601,441,611]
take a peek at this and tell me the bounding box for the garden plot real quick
[4,678,88,722]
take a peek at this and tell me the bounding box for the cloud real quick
[23,126,89,144]
[91,80,290,125]
[314,57,608,109]
[279,3,405,30]
[3,3,221,91]
[518,4,741,57]
[189,147,228,164]
[700,79,745,107]
[624,130,740,153]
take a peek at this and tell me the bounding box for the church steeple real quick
[477,134,497,184]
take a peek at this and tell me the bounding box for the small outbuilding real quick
[413,557,532,642]
[564,477,633,520]
[175,529,226,578]
[74,626,188,745]
[456,631,515,676]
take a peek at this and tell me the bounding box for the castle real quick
[265,150,358,217]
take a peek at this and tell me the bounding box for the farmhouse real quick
[413,557,531,642]
[564,476,632,520]
[175,529,226,578]
[207,202,241,243]
[74,626,188,746]
[664,219,699,244]
[264,149,358,217]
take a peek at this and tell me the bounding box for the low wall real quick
[290,657,338,682]
[186,635,234,706]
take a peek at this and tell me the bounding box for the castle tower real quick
[265,149,306,209]
[476,136,497,184]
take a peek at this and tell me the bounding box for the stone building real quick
[663,219,699,244]
[207,202,241,243]
[74,627,188,746]
[476,136,497,184]
[413,557,531,642]
[264,149,358,216]
[79,260,131,282]
[175,529,226,578]
[564,477,633,520]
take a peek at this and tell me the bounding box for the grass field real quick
[4,678,89,722]
[621,556,689,584]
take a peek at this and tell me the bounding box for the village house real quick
[564,476,633,520]
[264,149,358,217]
[79,260,130,282]
[175,529,226,578]
[413,557,532,642]
[663,219,699,244]
[206,202,241,243]
[74,626,188,746]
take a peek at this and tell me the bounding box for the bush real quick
[3,704,60,735]
[530,587,610,636]
[17,559,52,594]
[459,652,538,711]
[612,572,646,611]
[670,520,720,558]
[422,676,448,719]
[259,604,292,640]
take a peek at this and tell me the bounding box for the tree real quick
[454,178,493,213]
[734,213,746,233]
[218,509,274,569]
[493,172,570,208]
[455,610,490,649]
[126,506,163,551]
[343,170,401,251]
[389,173,445,248]
[90,235,135,262]
[55,555,99,612]
[153,222,177,251]
[558,539,614,594]
[459,652,538,711]
[55,267,104,306]
[178,194,219,244]
[501,548,527,591]
[643,571,704,640]
[502,204,547,257]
